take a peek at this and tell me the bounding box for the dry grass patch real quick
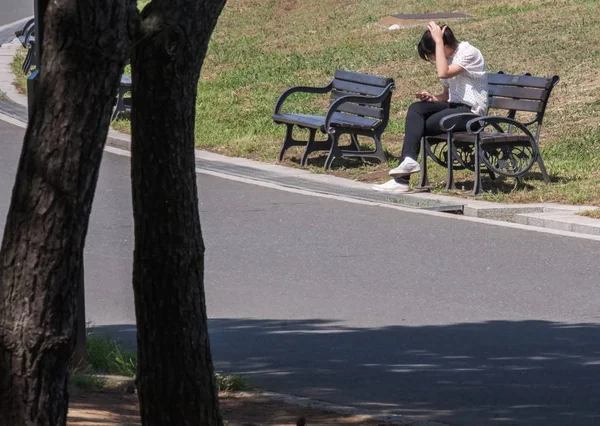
[578,209,600,219]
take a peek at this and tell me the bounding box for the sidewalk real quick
[1,41,599,238]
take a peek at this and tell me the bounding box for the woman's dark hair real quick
[417,24,458,61]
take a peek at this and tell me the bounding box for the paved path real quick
[0,2,33,43]
[1,121,600,426]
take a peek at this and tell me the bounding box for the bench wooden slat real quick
[330,90,384,114]
[275,69,392,168]
[332,80,385,96]
[273,112,378,130]
[335,102,384,119]
[334,70,392,87]
[488,97,544,113]
[488,85,547,101]
[488,73,551,89]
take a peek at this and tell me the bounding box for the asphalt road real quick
[0,2,33,43]
[1,121,600,426]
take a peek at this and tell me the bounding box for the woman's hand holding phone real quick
[415,91,436,102]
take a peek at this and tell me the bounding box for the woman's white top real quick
[441,41,488,115]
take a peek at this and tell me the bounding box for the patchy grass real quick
[10,0,600,205]
[215,372,253,393]
[578,209,600,219]
[10,48,28,94]
[189,0,600,206]
[69,370,107,391]
[84,332,251,392]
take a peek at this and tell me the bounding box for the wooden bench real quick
[418,72,560,195]
[273,70,395,169]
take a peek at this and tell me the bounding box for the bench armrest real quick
[324,83,395,133]
[273,82,333,115]
[15,18,35,38]
[466,115,536,142]
[438,112,480,132]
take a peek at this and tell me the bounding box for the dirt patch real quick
[67,389,393,426]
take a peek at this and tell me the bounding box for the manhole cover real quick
[377,12,472,30]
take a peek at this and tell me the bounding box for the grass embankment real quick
[12,0,600,205]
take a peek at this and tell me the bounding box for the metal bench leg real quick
[350,134,368,164]
[111,86,129,122]
[324,132,340,169]
[536,154,551,183]
[472,137,484,196]
[300,129,317,166]
[372,133,386,164]
[444,133,457,191]
[111,94,124,122]
[278,124,295,162]
[417,137,430,188]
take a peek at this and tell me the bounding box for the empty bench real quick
[273,70,395,169]
[418,72,560,195]
[14,18,36,74]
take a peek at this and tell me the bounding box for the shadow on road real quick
[94,319,600,426]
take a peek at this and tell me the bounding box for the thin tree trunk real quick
[130,1,226,425]
[0,1,133,424]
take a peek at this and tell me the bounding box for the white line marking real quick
[0,16,33,34]
[2,113,600,242]
[193,168,600,242]
[0,112,26,128]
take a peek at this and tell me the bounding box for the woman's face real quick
[427,45,457,62]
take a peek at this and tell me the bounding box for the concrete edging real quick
[0,39,599,238]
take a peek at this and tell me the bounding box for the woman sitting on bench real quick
[373,22,488,193]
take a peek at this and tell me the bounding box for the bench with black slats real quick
[15,18,36,74]
[418,72,560,195]
[273,70,395,169]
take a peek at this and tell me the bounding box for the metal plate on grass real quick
[377,12,472,30]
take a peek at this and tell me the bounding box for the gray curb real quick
[236,390,452,426]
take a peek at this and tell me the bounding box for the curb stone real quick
[236,391,452,426]
[76,375,452,425]
[0,45,598,238]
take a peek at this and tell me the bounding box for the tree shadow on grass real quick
[95,319,600,426]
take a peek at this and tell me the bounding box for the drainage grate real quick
[0,100,464,214]
[196,158,464,213]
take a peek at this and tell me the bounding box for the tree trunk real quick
[0,1,133,424]
[130,1,226,425]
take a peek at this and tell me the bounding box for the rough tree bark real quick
[130,1,226,425]
[0,1,134,424]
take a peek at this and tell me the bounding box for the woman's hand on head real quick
[427,21,446,44]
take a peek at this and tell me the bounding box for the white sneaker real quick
[389,158,421,177]
[372,179,410,193]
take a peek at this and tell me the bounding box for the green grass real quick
[10,48,28,94]
[215,373,253,393]
[149,0,600,206]
[80,331,251,392]
[86,333,137,377]
[10,0,600,205]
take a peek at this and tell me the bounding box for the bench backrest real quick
[487,72,560,138]
[330,70,394,126]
